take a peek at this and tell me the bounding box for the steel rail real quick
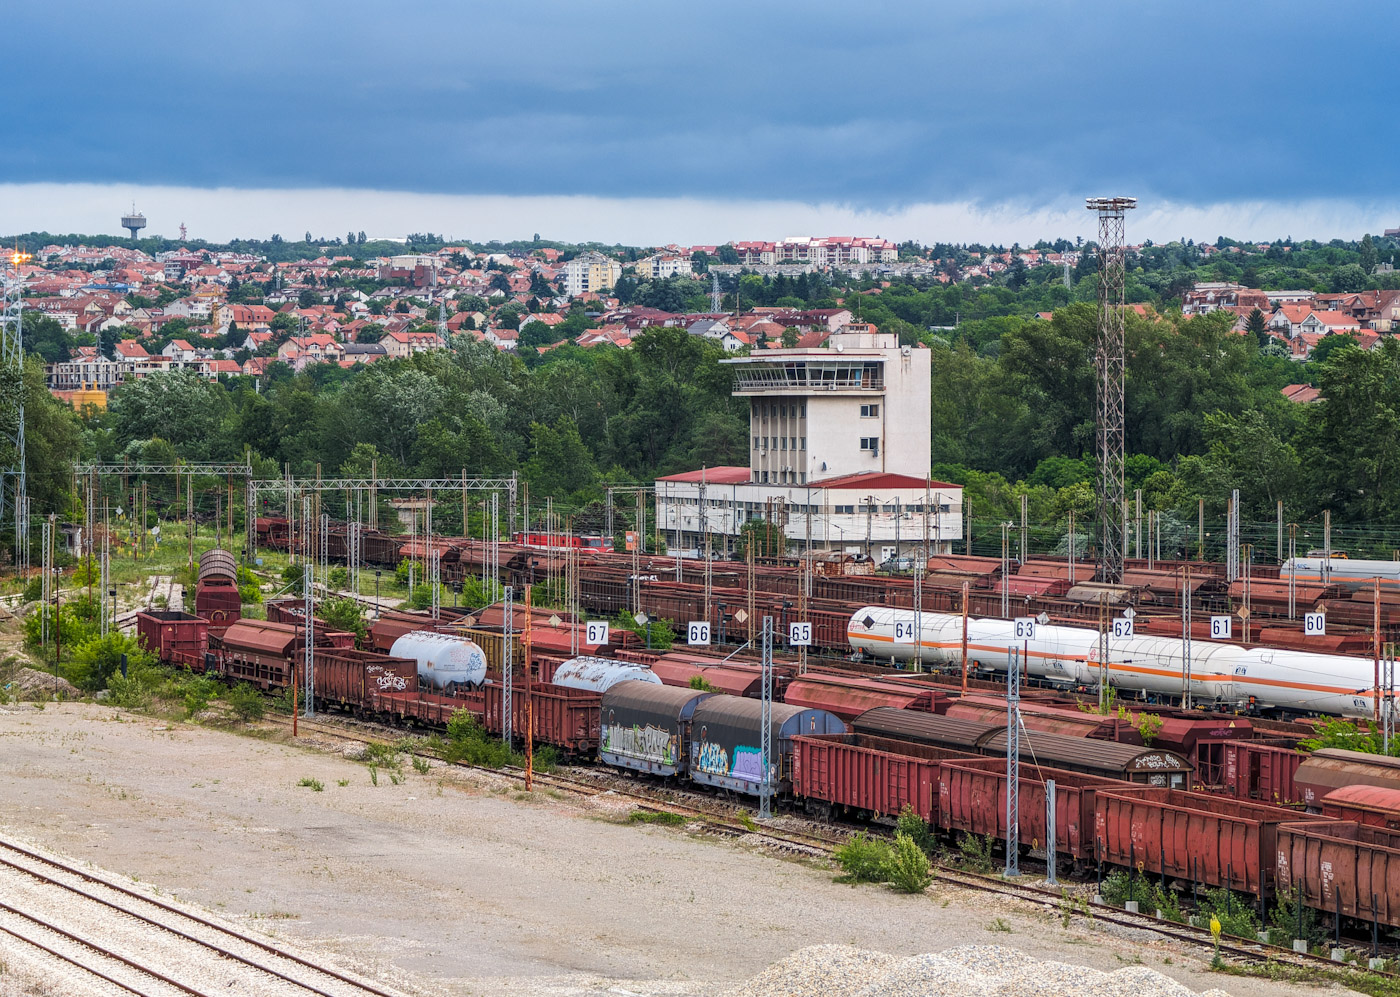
[0,838,402,997]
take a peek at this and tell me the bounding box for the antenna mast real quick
[1086,196,1135,584]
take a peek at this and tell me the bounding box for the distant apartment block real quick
[732,237,898,268]
[561,252,622,297]
[634,253,694,280]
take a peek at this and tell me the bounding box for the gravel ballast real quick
[727,943,1235,997]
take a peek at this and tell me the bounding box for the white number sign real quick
[1304,612,1326,636]
[1014,617,1036,641]
[687,621,711,646]
[585,621,610,646]
[789,622,812,646]
[1210,615,1232,640]
[894,620,920,642]
[1112,617,1134,638]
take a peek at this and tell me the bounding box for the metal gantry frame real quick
[1087,196,1135,585]
[758,614,774,821]
[303,562,315,717]
[1005,643,1022,878]
[502,585,514,744]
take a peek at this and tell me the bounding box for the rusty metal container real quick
[1094,786,1302,895]
[791,732,973,823]
[136,610,210,669]
[1276,820,1400,928]
[1212,740,1304,805]
[313,650,416,709]
[939,759,1127,860]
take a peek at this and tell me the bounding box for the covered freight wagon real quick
[1294,748,1400,807]
[1319,786,1400,830]
[600,680,713,776]
[689,696,845,796]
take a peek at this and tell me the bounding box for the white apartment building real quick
[655,324,961,558]
[561,252,623,297]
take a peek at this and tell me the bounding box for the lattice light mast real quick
[2,249,30,568]
[1086,196,1135,584]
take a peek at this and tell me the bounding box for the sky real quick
[4,1,1398,246]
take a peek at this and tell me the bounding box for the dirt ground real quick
[0,703,1350,996]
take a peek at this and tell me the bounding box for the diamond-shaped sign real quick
[734,609,749,624]
[548,614,562,627]
[634,612,650,626]
[1238,607,1250,621]
[862,614,876,629]
[1122,608,1136,620]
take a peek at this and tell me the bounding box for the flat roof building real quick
[655,324,960,561]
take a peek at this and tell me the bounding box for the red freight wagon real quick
[939,759,1128,862]
[314,650,417,711]
[1276,821,1400,928]
[1319,786,1400,830]
[791,732,978,823]
[945,696,1138,741]
[136,610,211,669]
[1094,787,1305,896]
[482,681,600,755]
[783,675,946,722]
[370,687,486,727]
[1210,740,1304,805]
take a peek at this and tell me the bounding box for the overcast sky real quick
[5,1,1397,245]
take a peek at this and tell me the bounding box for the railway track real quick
[260,712,840,855]
[0,836,404,997]
[259,709,1400,983]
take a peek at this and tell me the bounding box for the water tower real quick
[121,204,146,240]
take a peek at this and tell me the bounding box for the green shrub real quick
[319,596,367,646]
[65,632,153,693]
[225,682,264,721]
[1100,869,1155,907]
[442,708,518,768]
[888,831,935,893]
[895,805,936,856]
[956,832,996,873]
[1154,885,1185,923]
[833,831,895,884]
[1191,887,1258,939]
[328,565,348,590]
[236,566,262,604]
[281,563,305,587]
[1268,885,1324,946]
[297,777,324,791]
[627,810,687,826]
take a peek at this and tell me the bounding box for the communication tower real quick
[1,249,28,566]
[121,204,147,240]
[1086,196,1135,584]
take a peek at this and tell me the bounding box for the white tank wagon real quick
[552,655,662,693]
[1282,557,1400,590]
[846,606,1384,718]
[389,630,488,690]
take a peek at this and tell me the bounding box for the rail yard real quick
[8,524,1400,994]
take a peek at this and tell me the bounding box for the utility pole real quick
[1087,196,1135,585]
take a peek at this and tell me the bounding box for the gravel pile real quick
[726,943,1233,997]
